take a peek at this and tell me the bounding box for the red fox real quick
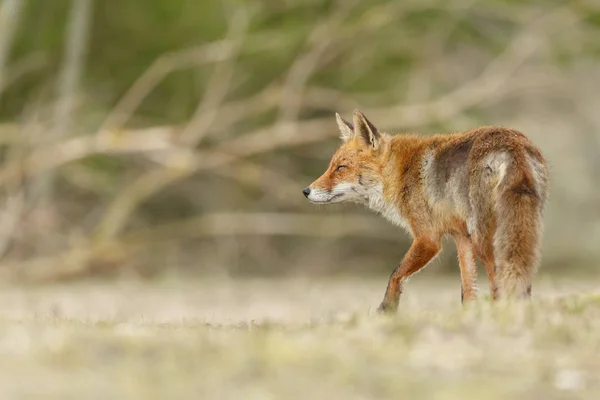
[303,110,548,314]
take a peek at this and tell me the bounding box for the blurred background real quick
[0,0,598,282]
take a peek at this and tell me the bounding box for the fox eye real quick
[335,165,346,172]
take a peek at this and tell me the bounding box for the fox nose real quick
[302,188,311,198]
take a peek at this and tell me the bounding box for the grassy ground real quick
[0,276,598,399]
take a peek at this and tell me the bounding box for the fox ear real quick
[353,109,380,149]
[336,113,354,142]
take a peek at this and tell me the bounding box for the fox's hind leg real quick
[469,163,500,301]
[455,235,478,303]
[470,228,498,301]
[474,247,498,301]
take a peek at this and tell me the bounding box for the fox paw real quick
[376,302,397,315]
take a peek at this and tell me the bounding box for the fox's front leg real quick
[377,238,441,314]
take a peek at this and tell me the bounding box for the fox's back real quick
[389,126,548,235]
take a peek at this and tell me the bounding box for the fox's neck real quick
[365,134,425,233]
[379,134,417,198]
[374,140,399,204]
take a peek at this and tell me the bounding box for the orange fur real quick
[304,110,548,314]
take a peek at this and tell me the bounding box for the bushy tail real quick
[494,152,547,299]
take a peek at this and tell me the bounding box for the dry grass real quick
[0,276,598,399]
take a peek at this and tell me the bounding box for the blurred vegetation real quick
[0,0,599,280]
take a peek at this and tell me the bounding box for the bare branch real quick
[1,212,395,282]
[0,0,24,98]
[177,7,250,147]
[277,0,355,130]
[32,0,93,205]
[100,31,290,132]
[54,0,93,135]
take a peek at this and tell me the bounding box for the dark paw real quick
[377,302,397,315]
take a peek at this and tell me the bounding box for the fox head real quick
[303,110,388,206]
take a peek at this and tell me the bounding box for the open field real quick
[0,276,598,399]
